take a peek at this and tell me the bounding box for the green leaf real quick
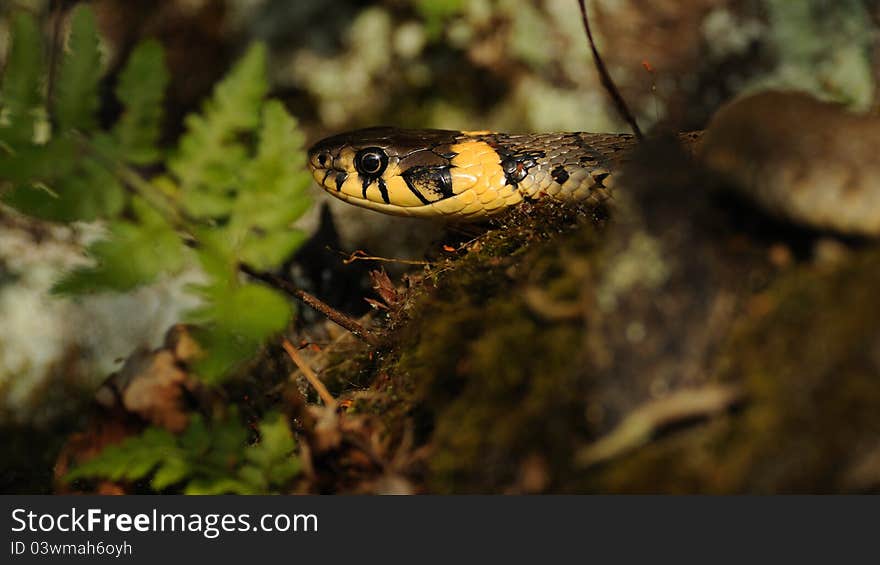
[184,229,293,381]
[170,43,269,216]
[185,478,257,495]
[245,413,301,487]
[202,413,250,462]
[229,101,312,269]
[0,13,45,146]
[178,414,214,454]
[175,168,243,217]
[238,229,308,271]
[66,411,300,494]
[0,136,76,184]
[53,195,184,292]
[65,427,178,483]
[416,0,465,20]
[235,466,268,492]
[246,413,296,467]
[188,328,263,384]
[201,282,292,342]
[236,102,309,218]
[4,24,313,388]
[112,40,168,164]
[188,281,293,381]
[54,5,102,132]
[4,155,124,222]
[237,102,311,223]
[415,0,464,37]
[150,458,190,491]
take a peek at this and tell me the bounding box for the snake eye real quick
[355,147,388,177]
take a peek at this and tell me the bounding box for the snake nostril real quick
[317,153,329,167]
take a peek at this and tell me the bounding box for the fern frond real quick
[54,5,102,132]
[170,43,269,216]
[53,196,185,293]
[0,13,45,145]
[3,150,123,222]
[187,229,293,381]
[229,101,312,269]
[112,40,169,165]
[66,413,300,494]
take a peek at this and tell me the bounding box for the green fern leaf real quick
[231,101,313,269]
[4,154,124,222]
[65,427,179,484]
[54,5,102,132]
[53,195,184,292]
[238,230,309,272]
[112,39,169,164]
[190,280,292,378]
[170,43,269,217]
[184,218,293,381]
[150,458,191,491]
[244,413,301,487]
[66,412,300,494]
[0,13,45,146]
[0,136,76,184]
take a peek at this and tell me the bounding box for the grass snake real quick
[308,91,880,236]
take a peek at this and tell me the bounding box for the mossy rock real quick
[353,147,880,492]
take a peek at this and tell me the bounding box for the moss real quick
[359,202,607,492]
[585,249,880,493]
[717,250,880,492]
[296,144,880,493]
[318,345,378,398]
[427,309,583,492]
[350,186,880,493]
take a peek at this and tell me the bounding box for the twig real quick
[239,263,381,347]
[576,0,643,140]
[282,339,337,410]
[342,249,433,266]
[575,384,745,468]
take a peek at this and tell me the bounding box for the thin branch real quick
[282,339,337,409]
[342,249,433,266]
[239,263,381,348]
[576,384,745,468]
[576,0,643,140]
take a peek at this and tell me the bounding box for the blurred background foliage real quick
[4,0,875,141]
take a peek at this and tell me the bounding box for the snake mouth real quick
[310,166,350,193]
[307,155,486,219]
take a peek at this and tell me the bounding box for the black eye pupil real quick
[356,147,387,176]
[362,153,380,172]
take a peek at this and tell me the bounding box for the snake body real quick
[308,92,880,235]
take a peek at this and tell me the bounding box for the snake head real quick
[307,127,396,199]
[307,127,514,219]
